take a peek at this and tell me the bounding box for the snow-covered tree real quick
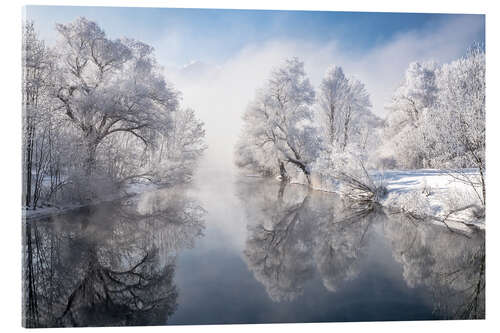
[431,46,485,204]
[318,65,373,152]
[22,21,68,209]
[235,57,320,183]
[22,18,206,207]
[154,107,207,183]
[381,48,485,204]
[382,61,438,169]
[51,17,179,177]
[23,21,47,208]
[312,65,382,194]
[318,66,350,147]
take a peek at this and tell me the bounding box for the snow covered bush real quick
[444,187,485,221]
[310,146,387,205]
[398,191,433,217]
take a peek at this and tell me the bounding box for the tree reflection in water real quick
[239,179,379,302]
[239,179,484,319]
[22,187,205,327]
[383,214,484,319]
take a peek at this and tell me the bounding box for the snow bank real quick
[307,168,485,232]
[379,169,484,231]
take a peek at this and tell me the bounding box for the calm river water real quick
[22,168,485,327]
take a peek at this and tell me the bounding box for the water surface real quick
[22,170,485,327]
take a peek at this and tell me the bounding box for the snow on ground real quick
[377,169,485,231]
[306,168,485,232]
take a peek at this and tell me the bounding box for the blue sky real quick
[25,6,484,66]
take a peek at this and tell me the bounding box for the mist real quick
[165,15,483,175]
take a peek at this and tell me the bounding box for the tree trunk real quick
[478,164,486,207]
[342,106,351,151]
[25,123,34,208]
[304,170,311,185]
[287,159,311,185]
[329,104,336,146]
[85,141,98,176]
[277,180,287,202]
[279,160,289,181]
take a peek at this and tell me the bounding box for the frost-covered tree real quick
[23,21,48,208]
[318,65,373,152]
[388,61,438,128]
[22,21,68,209]
[235,57,319,183]
[318,66,350,147]
[431,46,485,204]
[51,17,179,176]
[101,107,206,186]
[153,107,207,183]
[312,65,381,194]
[382,61,438,169]
[22,18,206,207]
[381,48,485,204]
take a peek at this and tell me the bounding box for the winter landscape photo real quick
[22,5,485,328]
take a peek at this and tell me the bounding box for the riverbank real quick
[302,168,485,232]
[25,169,486,233]
[379,169,485,232]
[22,182,160,221]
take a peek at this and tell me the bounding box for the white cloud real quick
[164,15,483,173]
